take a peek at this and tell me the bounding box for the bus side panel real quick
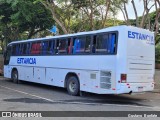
[45,68,96,90]
[4,65,11,78]
[79,70,99,93]
[46,68,65,87]
[79,70,118,94]
[18,66,33,81]
[116,28,128,90]
[34,67,46,84]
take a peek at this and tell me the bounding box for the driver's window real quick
[4,46,11,65]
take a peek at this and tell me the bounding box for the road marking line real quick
[0,85,160,110]
[0,85,55,102]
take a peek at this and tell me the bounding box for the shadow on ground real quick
[2,79,151,107]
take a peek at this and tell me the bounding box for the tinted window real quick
[48,40,55,55]
[93,33,117,54]
[12,44,20,55]
[42,41,49,55]
[55,40,59,54]
[10,32,117,56]
[96,34,108,52]
[59,39,67,54]
[73,37,85,54]
[85,36,91,53]
[67,38,72,54]
[4,46,11,65]
[31,42,41,54]
[26,43,31,55]
[20,43,30,55]
[108,33,116,54]
[41,40,55,55]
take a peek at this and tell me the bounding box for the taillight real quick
[121,74,127,83]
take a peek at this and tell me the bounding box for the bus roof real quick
[8,25,151,45]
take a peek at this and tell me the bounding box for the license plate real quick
[138,87,143,92]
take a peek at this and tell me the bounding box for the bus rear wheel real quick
[66,76,80,96]
[11,70,19,84]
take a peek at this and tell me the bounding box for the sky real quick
[117,0,156,20]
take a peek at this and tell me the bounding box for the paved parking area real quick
[0,78,160,111]
[155,70,160,90]
[0,70,159,119]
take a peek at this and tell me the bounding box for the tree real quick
[36,0,69,34]
[111,0,130,25]
[7,0,54,39]
[37,0,113,33]
[0,0,54,49]
[72,0,112,30]
[153,0,160,38]
[113,0,160,44]
[131,0,139,26]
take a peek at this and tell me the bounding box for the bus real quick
[3,25,155,96]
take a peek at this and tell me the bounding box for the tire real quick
[66,76,80,96]
[11,70,19,84]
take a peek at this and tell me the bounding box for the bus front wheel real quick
[11,70,19,84]
[66,76,80,96]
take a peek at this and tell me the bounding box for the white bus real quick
[4,25,155,96]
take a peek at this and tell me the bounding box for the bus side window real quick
[68,38,72,54]
[108,33,116,54]
[73,39,77,54]
[73,37,85,54]
[42,41,48,55]
[20,43,24,55]
[48,40,54,55]
[31,43,35,54]
[85,36,91,53]
[4,46,11,65]
[93,33,117,54]
[55,40,59,54]
[92,36,96,53]
[12,44,16,55]
[26,43,30,55]
[32,43,34,54]
[59,39,67,54]
[36,42,41,54]
[31,42,41,54]
[95,34,108,53]
[22,44,27,55]
[103,34,109,52]
[73,38,80,54]
[16,44,20,55]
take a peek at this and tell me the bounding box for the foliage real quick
[129,10,160,45]
[0,0,54,49]
[37,0,118,34]
[0,0,159,51]
[156,35,160,45]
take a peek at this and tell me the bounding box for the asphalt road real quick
[0,78,160,119]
